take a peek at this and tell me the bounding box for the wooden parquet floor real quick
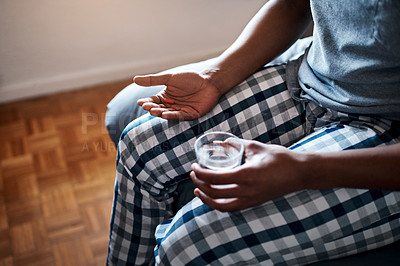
[0,79,132,266]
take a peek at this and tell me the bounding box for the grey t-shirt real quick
[292,0,400,120]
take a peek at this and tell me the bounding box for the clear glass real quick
[194,131,244,171]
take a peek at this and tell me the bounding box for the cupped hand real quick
[134,72,221,120]
[190,140,307,212]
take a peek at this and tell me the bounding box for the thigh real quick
[106,83,164,145]
[154,115,400,265]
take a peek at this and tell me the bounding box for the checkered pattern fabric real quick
[107,64,400,265]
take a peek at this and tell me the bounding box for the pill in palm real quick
[164,98,175,104]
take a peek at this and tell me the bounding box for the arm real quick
[202,0,312,95]
[134,0,312,120]
[191,141,400,212]
[305,143,400,191]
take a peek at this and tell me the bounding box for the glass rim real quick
[194,131,244,161]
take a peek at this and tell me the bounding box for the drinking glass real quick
[194,131,244,171]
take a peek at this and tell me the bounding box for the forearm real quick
[202,0,312,95]
[301,143,400,191]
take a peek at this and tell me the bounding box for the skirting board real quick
[0,48,223,104]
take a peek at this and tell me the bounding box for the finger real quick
[134,74,172,87]
[137,96,161,106]
[191,163,244,185]
[212,140,242,152]
[141,102,158,111]
[160,110,197,121]
[194,188,243,212]
[192,173,242,199]
[148,107,171,117]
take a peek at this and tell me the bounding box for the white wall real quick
[0,0,265,103]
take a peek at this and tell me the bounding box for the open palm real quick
[134,72,221,120]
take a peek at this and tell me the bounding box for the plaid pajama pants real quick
[107,64,400,265]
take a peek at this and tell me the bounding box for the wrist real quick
[200,67,233,98]
[200,53,253,97]
[295,152,325,190]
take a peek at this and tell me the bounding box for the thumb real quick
[133,73,172,87]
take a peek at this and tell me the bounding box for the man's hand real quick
[190,140,307,212]
[134,72,222,120]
